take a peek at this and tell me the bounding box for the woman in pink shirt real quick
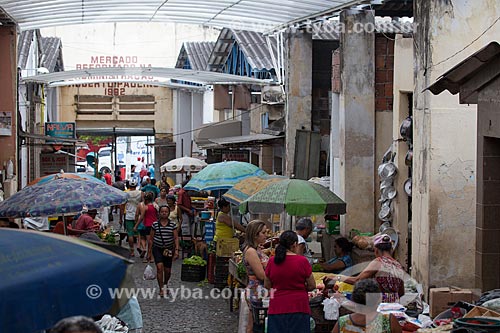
[264,231,316,333]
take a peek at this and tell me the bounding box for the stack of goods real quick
[180,255,207,282]
[214,256,230,289]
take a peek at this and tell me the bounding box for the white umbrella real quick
[160,156,207,173]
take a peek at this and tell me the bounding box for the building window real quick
[261,112,269,131]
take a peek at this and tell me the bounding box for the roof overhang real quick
[21,67,273,88]
[0,0,372,32]
[210,133,284,147]
[195,120,242,148]
[427,42,500,104]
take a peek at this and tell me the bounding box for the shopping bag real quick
[323,298,340,320]
[143,265,156,280]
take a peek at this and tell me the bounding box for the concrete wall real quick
[41,23,218,69]
[391,35,414,269]
[0,26,18,186]
[413,0,500,291]
[284,32,312,177]
[57,84,173,134]
[338,10,375,233]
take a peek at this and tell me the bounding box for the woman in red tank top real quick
[135,192,158,263]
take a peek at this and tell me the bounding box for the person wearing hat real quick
[337,234,405,303]
[122,178,143,257]
[332,279,402,333]
[295,218,313,264]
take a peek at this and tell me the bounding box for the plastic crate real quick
[216,238,239,257]
[180,264,206,282]
[251,303,267,333]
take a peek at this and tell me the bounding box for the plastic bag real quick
[323,298,340,320]
[237,291,249,333]
[143,265,155,280]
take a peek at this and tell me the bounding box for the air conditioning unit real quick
[261,86,285,105]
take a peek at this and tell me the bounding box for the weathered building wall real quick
[0,25,17,190]
[391,35,414,269]
[58,84,172,134]
[338,10,376,233]
[413,0,499,291]
[284,32,312,177]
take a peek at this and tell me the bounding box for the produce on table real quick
[183,255,207,266]
[312,263,323,272]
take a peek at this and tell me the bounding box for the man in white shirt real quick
[296,218,314,265]
[121,179,143,257]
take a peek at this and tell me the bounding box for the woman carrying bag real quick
[150,205,179,297]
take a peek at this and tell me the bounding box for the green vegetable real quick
[236,262,247,279]
[312,263,323,272]
[183,255,207,266]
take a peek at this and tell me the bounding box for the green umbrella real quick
[239,179,346,216]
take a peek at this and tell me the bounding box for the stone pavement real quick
[108,211,239,333]
[130,257,239,333]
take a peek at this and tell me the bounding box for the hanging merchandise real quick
[400,116,412,141]
[378,162,398,179]
[378,200,392,221]
[405,148,413,167]
[404,178,412,197]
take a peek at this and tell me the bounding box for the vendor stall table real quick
[228,258,248,313]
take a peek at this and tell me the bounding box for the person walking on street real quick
[122,179,142,257]
[135,192,158,263]
[141,177,160,200]
[150,205,179,297]
[166,194,182,231]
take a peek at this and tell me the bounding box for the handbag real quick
[158,221,174,258]
[163,248,173,257]
[137,222,145,231]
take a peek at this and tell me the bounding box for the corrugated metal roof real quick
[208,28,278,72]
[428,42,500,96]
[0,0,370,31]
[17,30,37,69]
[206,19,413,73]
[40,37,64,72]
[209,133,284,147]
[22,66,273,86]
[175,41,215,71]
[313,20,414,40]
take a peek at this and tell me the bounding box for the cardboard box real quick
[429,287,476,318]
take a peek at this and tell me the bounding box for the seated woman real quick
[339,234,405,303]
[320,237,353,274]
[332,279,402,333]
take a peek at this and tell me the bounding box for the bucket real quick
[326,220,340,235]
[200,211,211,220]
[453,317,500,332]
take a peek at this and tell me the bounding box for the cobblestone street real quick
[130,257,239,333]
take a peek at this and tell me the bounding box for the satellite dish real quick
[86,152,97,169]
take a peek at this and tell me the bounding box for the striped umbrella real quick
[239,179,346,216]
[223,175,287,205]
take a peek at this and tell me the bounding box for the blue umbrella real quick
[184,161,267,191]
[0,229,131,332]
[0,177,128,218]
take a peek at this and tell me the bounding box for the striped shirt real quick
[152,220,176,249]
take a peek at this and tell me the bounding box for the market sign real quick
[204,222,215,243]
[45,122,76,142]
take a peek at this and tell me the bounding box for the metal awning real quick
[210,133,284,146]
[76,128,155,136]
[0,1,369,32]
[194,119,242,148]
[22,67,273,87]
